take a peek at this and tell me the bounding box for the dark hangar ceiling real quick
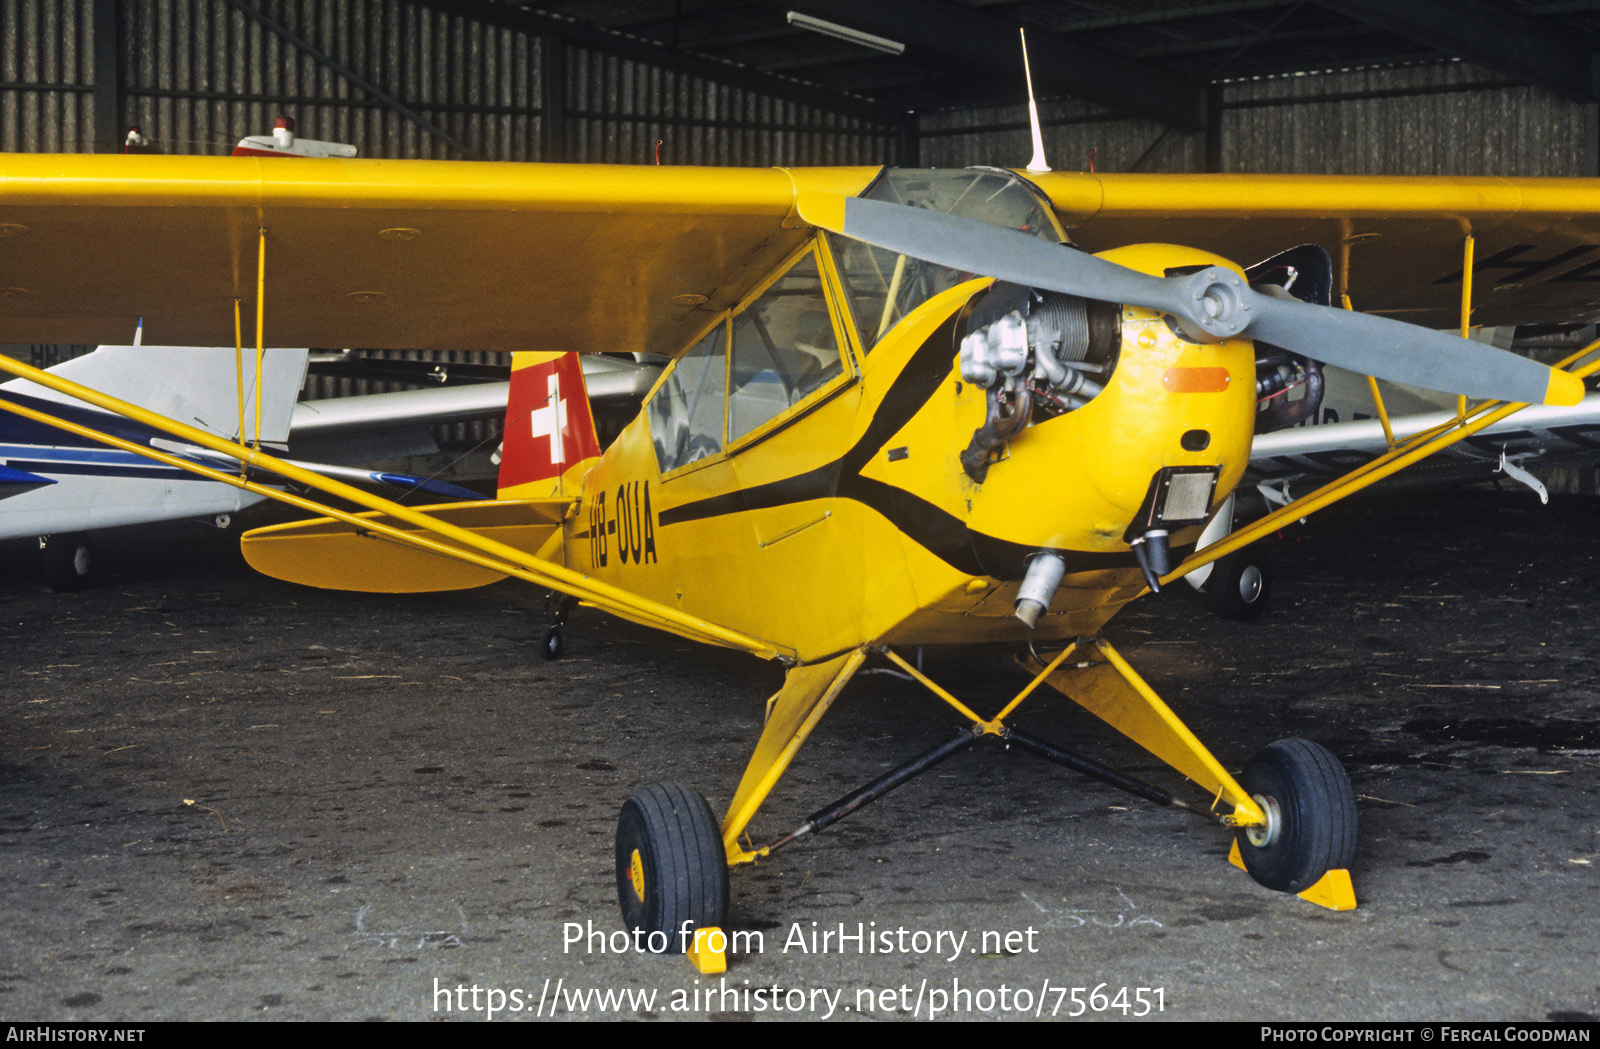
[455,1,1600,128]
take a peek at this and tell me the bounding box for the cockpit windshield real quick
[828,168,1064,352]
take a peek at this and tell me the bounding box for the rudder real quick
[497,352,601,500]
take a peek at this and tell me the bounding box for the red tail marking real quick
[499,354,600,491]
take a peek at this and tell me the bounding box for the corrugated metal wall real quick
[564,48,890,166]
[1221,61,1598,176]
[1,0,895,162]
[919,96,1202,173]
[920,60,1597,177]
[118,0,541,160]
[1,0,96,152]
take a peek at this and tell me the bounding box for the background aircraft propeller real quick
[800,194,1583,408]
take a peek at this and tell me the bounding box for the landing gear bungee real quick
[616,640,1359,955]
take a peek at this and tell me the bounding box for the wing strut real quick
[0,352,785,661]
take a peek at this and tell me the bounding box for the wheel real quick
[1236,738,1358,894]
[42,533,95,592]
[541,625,563,660]
[615,783,728,953]
[1206,549,1271,620]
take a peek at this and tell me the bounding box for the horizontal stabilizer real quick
[241,498,570,593]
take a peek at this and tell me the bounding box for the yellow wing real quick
[9,157,1600,348]
[1034,171,1600,327]
[0,154,875,352]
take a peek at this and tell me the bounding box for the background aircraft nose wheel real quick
[42,533,95,592]
[615,783,728,953]
[1236,738,1357,894]
[1206,548,1272,620]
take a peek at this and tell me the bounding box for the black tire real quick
[541,625,563,660]
[1207,549,1271,620]
[43,533,95,592]
[615,783,728,953]
[1236,738,1358,894]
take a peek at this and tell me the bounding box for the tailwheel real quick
[541,595,578,660]
[615,783,728,953]
[1206,548,1271,620]
[1236,738,1357,894]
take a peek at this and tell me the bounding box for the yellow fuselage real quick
[568,241,1257,664]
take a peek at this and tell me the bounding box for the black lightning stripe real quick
[657,313,1141,580]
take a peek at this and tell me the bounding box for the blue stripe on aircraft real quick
[0,442,215,485]
[0,390,180,451]
[0,443,171,466]
[0,463,56,487]
[4,459,199,482]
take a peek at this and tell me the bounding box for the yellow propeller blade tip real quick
[1546,369,1585,407]
[795,192,846,233]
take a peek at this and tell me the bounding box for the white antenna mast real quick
[1021,28,1050,173]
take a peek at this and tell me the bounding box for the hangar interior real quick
[6,0,1600,174]
[4,3,1600,1024]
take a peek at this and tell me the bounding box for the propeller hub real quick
[1175,268,1249,342]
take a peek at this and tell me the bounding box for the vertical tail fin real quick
[497,352,601,500]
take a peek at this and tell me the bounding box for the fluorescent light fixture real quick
[786,11,906,56]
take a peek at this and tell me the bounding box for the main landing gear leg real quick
[1022,637,1356,910]
[744,640,1352,909]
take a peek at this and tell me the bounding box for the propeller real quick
[798,194,1584,408]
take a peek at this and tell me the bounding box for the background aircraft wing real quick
[1246,383,1600,496]
[287,353,659,463]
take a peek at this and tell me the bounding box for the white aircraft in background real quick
[0,343,658,589]
[1158,244,1600,619]
[1193,340,1600,620]
[0,344,480,588]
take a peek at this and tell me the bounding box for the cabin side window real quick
[825,234,955,352]
[727,250,844,443]
[646,322,727,473]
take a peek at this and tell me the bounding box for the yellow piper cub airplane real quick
[2,155,1597,956]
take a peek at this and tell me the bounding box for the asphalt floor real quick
[1,488,1596,1021]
